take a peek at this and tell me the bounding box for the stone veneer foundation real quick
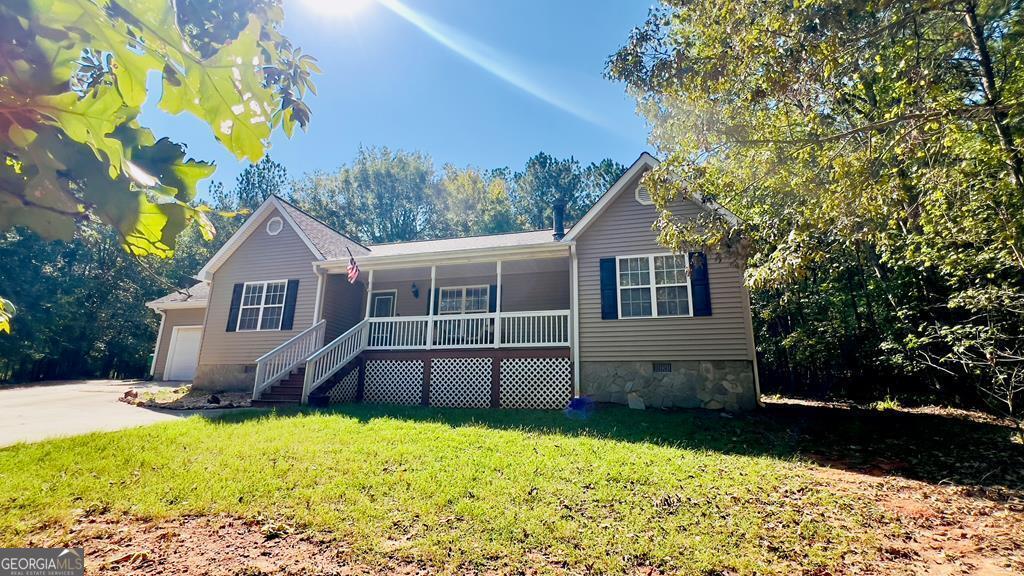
[580,360,757,411]
[192,364,255,392]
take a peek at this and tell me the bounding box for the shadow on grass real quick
[203,400,1024,495]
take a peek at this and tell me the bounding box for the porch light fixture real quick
[411,282,420,298]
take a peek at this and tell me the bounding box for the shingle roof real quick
[276,198,369,259]
[147,282,209,306]
[365,229,557,257]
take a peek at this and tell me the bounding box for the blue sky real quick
[140,0,654,197]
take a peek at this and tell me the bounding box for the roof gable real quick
[562,153,659,242]
[195,196,366,281]
[562,152,740,243]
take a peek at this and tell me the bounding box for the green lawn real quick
[0,404,889,574]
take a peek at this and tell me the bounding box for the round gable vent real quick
[635,185,653,205]
[266,216,284,236]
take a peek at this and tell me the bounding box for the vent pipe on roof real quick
[552,200,566,241]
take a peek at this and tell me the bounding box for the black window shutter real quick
[689,252,712,316]
[226,283,244,331]
[599,258,618,320]
[281,279,300,330]
[488,284,497,313]
[432,288,440,315]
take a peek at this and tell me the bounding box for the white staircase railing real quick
[252,320,326,400]
[301,319,369,403]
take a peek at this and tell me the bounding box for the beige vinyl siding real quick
[501,272,569,311]
[152,307,206,379]
[367,270,569,317]
[575,179,753,362]
[322,274,366,341]
[370,275,432,317]
[197,207,320,367]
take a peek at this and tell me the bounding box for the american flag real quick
[346,248,360,284]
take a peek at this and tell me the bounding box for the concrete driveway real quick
[0,380,228,448]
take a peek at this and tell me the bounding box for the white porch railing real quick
[367,316,428,349]
[301,319,369,403]
[252,320,326,400]
[433,313,495,348]
[363,310,570,350]
[500,310,571,347]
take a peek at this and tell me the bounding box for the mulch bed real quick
[119,387,252,410]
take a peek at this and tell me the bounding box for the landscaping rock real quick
[627,392,646,410]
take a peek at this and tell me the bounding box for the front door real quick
[371,292,395,318]
[369,292,396,347]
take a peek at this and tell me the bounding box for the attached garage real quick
[147,283,209,382]
[164,325,203,381]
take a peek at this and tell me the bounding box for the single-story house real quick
[146,153,760,410]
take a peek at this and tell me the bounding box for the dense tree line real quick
[0,150,624,383]
[608,0,1024,423]
[287,147,623,242]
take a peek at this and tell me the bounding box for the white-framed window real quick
[438,285,489,314]
[616,254,692,318]
[237,280,288,331]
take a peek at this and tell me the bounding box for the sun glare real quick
[299,0,374,19]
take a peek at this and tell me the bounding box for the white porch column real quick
[363,269,374,318]
[570,243,581,397]
[494,260,502,348]
[426,265,436,350]
[312,267,325,325]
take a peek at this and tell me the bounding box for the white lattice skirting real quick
[430,357,492,408]
[327,368,359,404]
[500,357,573,409]
[357,355,572,410]
[364,360,423,405]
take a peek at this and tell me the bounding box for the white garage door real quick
[165,326,202,381]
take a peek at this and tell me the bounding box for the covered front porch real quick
[358,257,571,350]
[252,240,577,405]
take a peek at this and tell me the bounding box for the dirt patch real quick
[814,466,1024,575]
[763,396,1020,429]
[38,515,422,576]
[756,397,1024,492]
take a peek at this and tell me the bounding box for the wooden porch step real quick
[252,399,299,408]
[259,392,302,403]
[255,366,306,404]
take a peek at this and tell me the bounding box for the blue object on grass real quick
[564,396,595,420]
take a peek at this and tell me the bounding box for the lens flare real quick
[299,0,374,20]
[375,0,603,127]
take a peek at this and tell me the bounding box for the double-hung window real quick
[438,285,489,314]
[237,280,287,331]
[617,254,691,318]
